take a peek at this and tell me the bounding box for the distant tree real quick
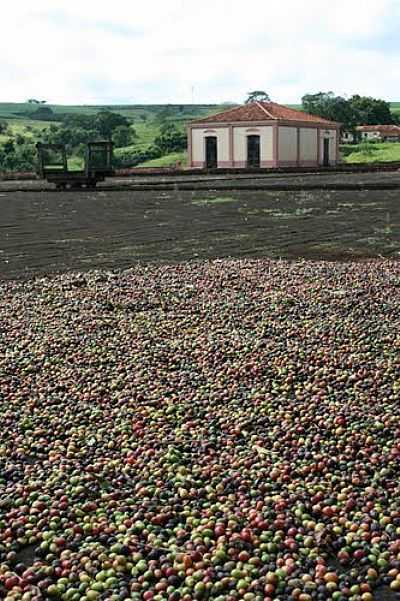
[349,95,394,125]
[302,92,357,129]
[245,91,271,104]
[302,91,396,129]
[62,114,98,130]
[30,106,55,120]
[94,111,130,140]
[140,114,147,122]
[41,110,132,152]
[112,125,136,148]
[153,123,186,153]
[0,139,36,171]
[0,121,8,134]
[3,139,15,154]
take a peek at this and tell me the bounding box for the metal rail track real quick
[0,163,399,193]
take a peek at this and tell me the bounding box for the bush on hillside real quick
[113,144,162,168]
[0,140,36,171]
[30,106,57,121]
[153,123,187,153]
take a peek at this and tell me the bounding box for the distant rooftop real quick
[357,124,400,133]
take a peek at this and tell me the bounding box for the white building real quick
[357,125,400,142]
[187,102,340,169]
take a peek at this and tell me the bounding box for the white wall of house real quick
[191,129,205,165]
[341,132,355,143]
[361,131,381,140]
[299,128,318,163]
[191,127,230,167]
[233,126,273,166]
[278,127,297,162]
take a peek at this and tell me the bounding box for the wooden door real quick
[247,135,260,168]
[205,137,217,168]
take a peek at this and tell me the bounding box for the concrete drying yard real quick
[0,171,399,280]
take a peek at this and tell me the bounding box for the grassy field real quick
[0,102,225,122]
[0,119,49,140]
[341,142,400,163]
[136,151,187,167]
[391,101,400,115]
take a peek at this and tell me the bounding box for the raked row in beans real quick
[0,259,399,601]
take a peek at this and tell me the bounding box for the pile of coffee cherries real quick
[0,259,399,600]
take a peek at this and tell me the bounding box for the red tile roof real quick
[190,101,339,126]
[357,125,400,134]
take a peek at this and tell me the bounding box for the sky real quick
[1,0,399,105]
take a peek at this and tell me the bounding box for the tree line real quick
[245,90,399,130]
[301,92,398,131]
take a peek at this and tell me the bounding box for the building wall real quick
[191,127,230,167]
[191,129,205,165]
[299,128,318,164]
[342,131,355,143]
[232,126,273,167]
[361,131,381,140]
[189,123,339,168]
[278,127,297,164]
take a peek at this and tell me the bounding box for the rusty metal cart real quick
[36,141,114,189]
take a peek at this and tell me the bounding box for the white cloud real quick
[0,0,399,104]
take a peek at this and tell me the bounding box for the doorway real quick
[247,135,260,168]
[323,138,330,167]
[205,137,218,168]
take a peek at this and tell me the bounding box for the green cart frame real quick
[36,141,114,189]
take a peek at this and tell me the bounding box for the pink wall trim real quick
[279,161,299,167]
[187,127,193,167]
[218,161,233,167]
[229,125,234,166]
[192,161,204,168]
[261,160,275,168]
[336,127,340,162]
[233,161,247,168]
[273,123,279,167]
[190,121,337,129]
[299,160,319,167]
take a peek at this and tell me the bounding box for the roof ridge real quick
[188,104,241,124]
[189,101,339,126]
[255,101,276,120]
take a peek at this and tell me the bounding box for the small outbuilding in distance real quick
[187,101,340,169]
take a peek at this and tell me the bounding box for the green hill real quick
[0,102,229,122]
